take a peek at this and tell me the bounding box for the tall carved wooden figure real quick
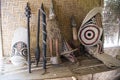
[47,0,61,64]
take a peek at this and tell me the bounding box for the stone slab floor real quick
[0,57,120,80]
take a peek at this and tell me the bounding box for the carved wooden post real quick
[41,3,47,74]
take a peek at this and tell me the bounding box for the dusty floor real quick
[0,56,120,80]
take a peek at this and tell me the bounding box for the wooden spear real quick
[25,2,31,73]
[35,9,40,67]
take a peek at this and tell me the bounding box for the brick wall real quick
[1,0,102,56]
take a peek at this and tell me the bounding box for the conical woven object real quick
[47,19,61,39]
[47,0,61,39]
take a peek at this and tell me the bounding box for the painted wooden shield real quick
[78,7,103,46]
[78,24,102,46]
[11,27,27,66]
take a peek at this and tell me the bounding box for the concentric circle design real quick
[78,24,102,46]
[84,30,95,40]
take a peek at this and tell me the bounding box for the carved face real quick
[63,41,77,63]
[11,41,27,57]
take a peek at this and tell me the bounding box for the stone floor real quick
[0,56,120,80]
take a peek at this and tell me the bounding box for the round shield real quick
[78,24,102,46]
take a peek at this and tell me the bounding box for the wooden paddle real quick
[35,9,40,67]
[71,15,78,41]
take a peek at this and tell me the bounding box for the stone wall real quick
[1,0,102,56]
